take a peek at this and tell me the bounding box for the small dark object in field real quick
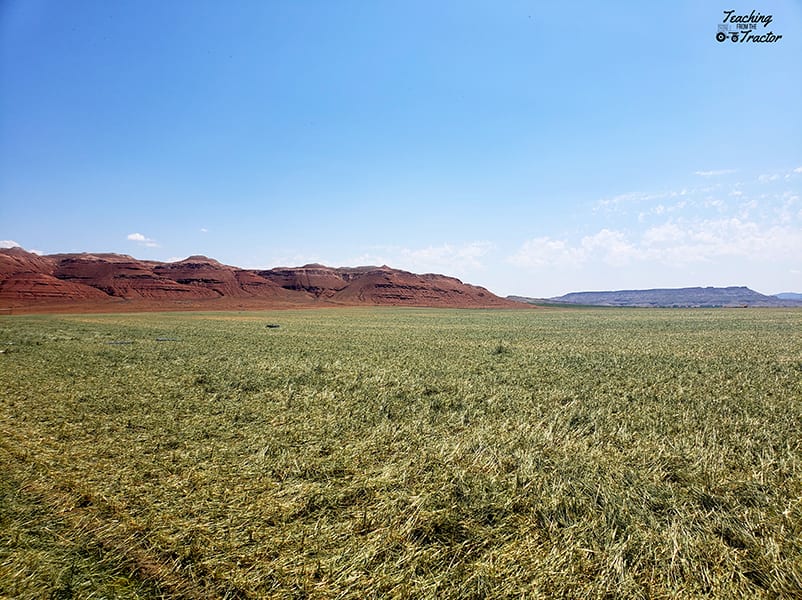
[265,324,281,329]
[155,337,179,342]
[107,340,134,345]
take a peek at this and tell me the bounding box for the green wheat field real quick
[1,308,801,599]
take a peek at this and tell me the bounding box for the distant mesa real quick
[0,247,523,313]
[511,286,802,308]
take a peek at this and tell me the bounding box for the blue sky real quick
[1,1,801,297]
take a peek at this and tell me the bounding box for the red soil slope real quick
[0,247,526,313]
[0,272,111,302]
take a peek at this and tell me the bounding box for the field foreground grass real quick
[1,307,801,598]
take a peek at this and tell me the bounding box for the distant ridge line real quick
[510,286,802,308]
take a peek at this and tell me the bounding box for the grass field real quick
[1,307,801,598]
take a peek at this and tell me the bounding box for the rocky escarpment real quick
[51,253,220,299]
[0,248,523,311]
[329,268,510,307]
[257,264,517,307]
[153,256,252,297]
[258,264,351,297]
[0,248,109,302]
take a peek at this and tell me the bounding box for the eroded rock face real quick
[233,270,292,297]
[52,254,220,299]
[153,257,246,297]
[0,248,108,303]
[256,264,517,307]
[0,246,57,276]
[258,264,350,297]
[330,269,511,307]
[0,248,523,311]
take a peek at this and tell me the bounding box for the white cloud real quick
[508,237,581,268]
[695,169,736,177]
[659,217,802,262]
[510,218,802,272]
[127,232,159,248]
[779,193,800,224]
[0,242,43,255]
[785,167,802,179]
[510,230,636,268]
[539,172,802,292]
[641,222,685,245]
[579,229,637,266]
[689,218,802,260]
[401,242,493,270]
[200,228,208,233]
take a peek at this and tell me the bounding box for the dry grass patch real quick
[1,308,801,598]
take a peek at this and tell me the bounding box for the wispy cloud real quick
[760,166,802,182]
[400,242,493,270]
[695,169,736,177]
[127,232,159,248]
[596,188,695,212]
[348,241,494,276]
[597,191,667,208]
[508,237,582,268]
[758,173,780,183]
[637,200,688,222]
[785,166,802,180]
[0,240,21,249]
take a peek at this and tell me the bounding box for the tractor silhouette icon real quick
[717,25,739,42]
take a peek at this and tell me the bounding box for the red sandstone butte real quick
[0,247,526,313]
